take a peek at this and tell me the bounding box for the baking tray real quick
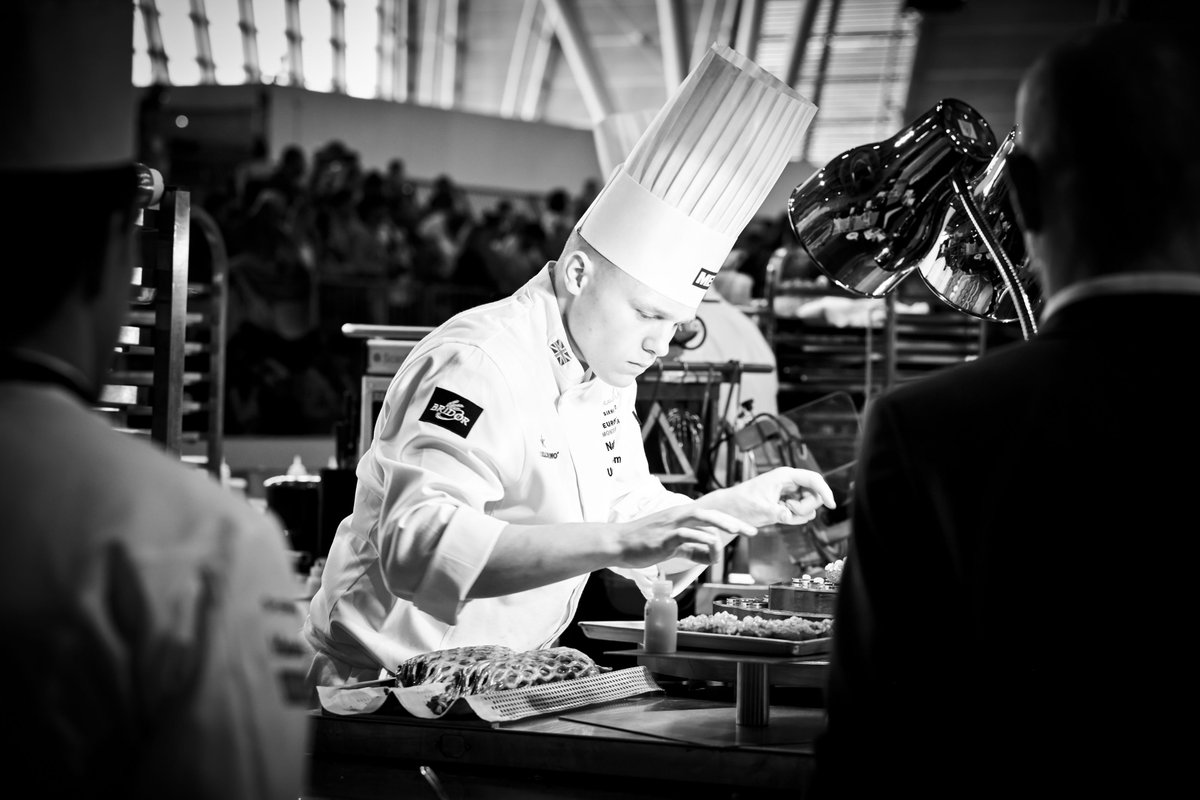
[578,620,831,658]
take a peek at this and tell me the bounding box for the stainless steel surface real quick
[695,582,771,615]
[916,127,1041,329]
[944,166,1040,339]
[311,693,823,795]
[768,579,839,617]
[788,98,998,299]
[559,695,825,748]
[579,619,831,658]
[736,662,772,727]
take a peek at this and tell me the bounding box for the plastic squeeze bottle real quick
[643,579,678,654]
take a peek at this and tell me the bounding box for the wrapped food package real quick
[396,645,601,716]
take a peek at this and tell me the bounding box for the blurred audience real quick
[211,142,788,436]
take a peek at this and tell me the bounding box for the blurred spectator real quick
[226,190,316,343]
[573,176,601,220]
[266,144,309,209]
[224,190,345,435]
[730,217,785,298]
[541,186,575,260]
[233,135,273,206]
[357,170,420,323]
[209,140,793,436]
[384,157,420,230]
[485,200,548,293]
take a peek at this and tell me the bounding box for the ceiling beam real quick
[715,0,739,50]
[377,0,398,99]
[802,0,843,162]
[236,0,261,83]
[542,0,615,123]
[784,0,823,87]
[439,0,461,108]
[188,0,216,83]
[502,0,540,117]
[283,0,304,87]
[690,0,720,66]
[521,8,557,120]
[330,0,348,93]
[137,0,171,85]
[418,0,440,105]
[735,0,764,59]
[656,0,689,90]
[396,0,412,102]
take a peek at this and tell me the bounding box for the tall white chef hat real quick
[0,0,135,172]
[578,44,817,310]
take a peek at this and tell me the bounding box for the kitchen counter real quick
[306,679,827,800]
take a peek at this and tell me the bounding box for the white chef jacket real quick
[0,376,310,799]
[305,267,704,685]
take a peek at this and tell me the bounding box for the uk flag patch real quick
[550,339,572,365]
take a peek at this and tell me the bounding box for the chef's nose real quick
[643,325,674,358]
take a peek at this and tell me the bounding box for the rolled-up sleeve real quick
[368,344,524,624]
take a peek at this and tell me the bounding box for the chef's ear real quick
[561,250,593,297]
[1005,148,1043,233]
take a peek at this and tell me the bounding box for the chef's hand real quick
[611,505,757,569]
[696,466,836,528]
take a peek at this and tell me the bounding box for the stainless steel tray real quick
[578,620,832,658]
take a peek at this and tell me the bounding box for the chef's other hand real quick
[697,466,836,528]
[612,505,756,569]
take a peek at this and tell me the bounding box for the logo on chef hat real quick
[579,45,816,310]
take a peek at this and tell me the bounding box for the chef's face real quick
[563,252,695,387]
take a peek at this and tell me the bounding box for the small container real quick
[642,579,678,654]
[304,558,326,598]
[769,576,838,616]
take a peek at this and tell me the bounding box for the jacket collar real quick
[523,265,590,393]
[1041,271,1200,324]
[0,347,95,404]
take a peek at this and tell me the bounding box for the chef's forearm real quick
[467,521,621,597]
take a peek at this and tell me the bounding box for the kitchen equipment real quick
[788,98,1041,340]
[264,472,321,571]
[579,620,830,658]
[768,576,838,617]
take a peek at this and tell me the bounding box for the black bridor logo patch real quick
[419,387,483,438]
[693,268,717,290]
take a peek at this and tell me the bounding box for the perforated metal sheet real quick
[464,667,662,723]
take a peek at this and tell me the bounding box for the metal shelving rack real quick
[762,248,987,412]
[96,182,227,476]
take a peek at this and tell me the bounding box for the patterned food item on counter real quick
[396,645,601,716]
[678,611,833,641]
[823,558,845,585]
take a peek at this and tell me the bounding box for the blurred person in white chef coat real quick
[0,2,310,797]
[305,44,831,687]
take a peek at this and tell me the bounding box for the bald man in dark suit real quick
[810,21,1200,800]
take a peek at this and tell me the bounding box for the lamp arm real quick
[949,171,1038,340]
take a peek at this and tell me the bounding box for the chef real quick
[0,1,310,796]
[305,44,829,686]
